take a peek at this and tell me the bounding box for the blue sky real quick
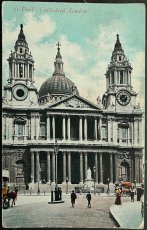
[2,2,145,108]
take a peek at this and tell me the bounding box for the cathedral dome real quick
[38,74,79,98]
[38,42,79,100]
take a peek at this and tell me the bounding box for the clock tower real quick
[3,24,38,108]
[102,34,138,111]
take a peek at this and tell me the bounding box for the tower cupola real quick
[14,24,29,53]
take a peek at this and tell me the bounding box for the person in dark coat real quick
[86,191,91,208]
[115,189,121,205]
[130,189,135,202]
[71,190,77,207]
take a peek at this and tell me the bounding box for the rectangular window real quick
[121,128,128,141]
[17,124,25,136]
[102,126,108,140]
[40,123,46,137]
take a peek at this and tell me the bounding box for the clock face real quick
[13,85,28,101]
[116,90,131,106]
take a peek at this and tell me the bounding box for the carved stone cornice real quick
[3,149,25,160]
[117,152,131,159]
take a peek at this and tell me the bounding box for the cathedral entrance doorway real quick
[120,161,130,181]
[15,160,25,189]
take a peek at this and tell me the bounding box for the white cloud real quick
[23,13,56,44]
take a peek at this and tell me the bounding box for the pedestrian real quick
[86,191,91,208]
[71,190,77,207]
[115,189,121,205]
[130,189,135,202]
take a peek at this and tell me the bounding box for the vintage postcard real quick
[2,1,145,229]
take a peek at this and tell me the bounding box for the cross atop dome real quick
[56,42,61,54]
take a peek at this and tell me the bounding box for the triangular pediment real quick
[49,95,102,110]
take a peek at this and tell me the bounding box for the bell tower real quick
[3,24,38,107]
[102,34,138,111]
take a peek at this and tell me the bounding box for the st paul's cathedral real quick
[2,25,144,191]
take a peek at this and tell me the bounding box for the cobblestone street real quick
[2,193,130,228]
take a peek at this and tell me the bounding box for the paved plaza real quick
[2,193,125,228]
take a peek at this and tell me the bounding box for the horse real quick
[6,188,18,207]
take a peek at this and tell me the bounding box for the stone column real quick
[95,153,98,183]
[22,64,24,78]
[99,117,102,140]
[36,152,40,182]
[84,152,87,180]
[79,116,83,141]
[63,152,66,182]
[114,69,117,84]
[31,115,34,140]
[139,119,142,146]
[47,115,50,140]
[109,72,112,85]
[47,152,50,183]
[52,115,55,140]
[128,123,130,145]
[94,117,98,140]
[31,151,34,182]
[110,153,113,183]
[132,122,134,145]
[62,116,66,140]
[68,152,71,183]
[12,62,14,77]
[36,115,40,140]
[67,116,70,140]
[108,119,111,142]
[114,154,118,183]
[27,64,29,79]
[52,153,55,183]
[134,119,138,145]
[99,152,103,184]
[84,117,87,141]
[80,152,83,183]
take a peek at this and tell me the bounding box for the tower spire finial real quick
[20,24,23,30]
[56,42,61,54]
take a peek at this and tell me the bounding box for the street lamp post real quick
[134,178,137,195]
[37,167,41,195]
[66,177,69,194]
[54,139,59,189]
[93,165,96,195]
[107,178,110,195]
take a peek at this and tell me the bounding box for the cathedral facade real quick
[2,25,144,190]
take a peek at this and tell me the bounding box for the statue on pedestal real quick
[87,167,92,180]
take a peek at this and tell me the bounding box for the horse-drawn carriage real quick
[2,186,10,209]
[2,169,18,209]
[2,185,18,209]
